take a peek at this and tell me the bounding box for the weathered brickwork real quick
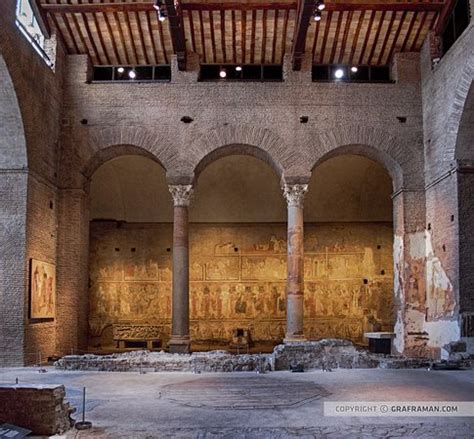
[0,1,65,365]
[0,384,74,435]
[421,21,474,349]
[0,2,472,364]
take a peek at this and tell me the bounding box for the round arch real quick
[193,143,284,181]
[446,62,474,162]
[190,124,303,179]
[82,144,166,181]
[455,80,474,161]
[311,143,404,191]
[0,55,27,169]
[310,125,423,191]
[87,126,181,174]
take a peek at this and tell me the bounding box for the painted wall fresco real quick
[89,222,394,348]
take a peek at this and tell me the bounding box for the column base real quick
[284,335,307,344]
[168,336,191,354]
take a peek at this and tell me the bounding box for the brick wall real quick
[421,22,474,351]
[0,384,73,435]
[0,1,65,365]
[0,2,472,363]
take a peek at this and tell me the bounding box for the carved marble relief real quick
[89,222,394,348]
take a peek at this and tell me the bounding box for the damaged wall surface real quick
[89,221,394,348]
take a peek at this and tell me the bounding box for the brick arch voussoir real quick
[86,127,180,176]
[0,55,27,169]
[312,125,421,191]
[448,62,474,162]
[191,125,302,178]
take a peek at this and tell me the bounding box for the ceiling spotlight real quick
[117,67,125,74]
[334,68,344,79]
[235,66,242,72]
[314,10,322,21]
[351,66,358,73]
[317,1,325,10]
[128,70,137,79]
[154,0,167,22]
[158,10,167,22]
[219,69,227,78]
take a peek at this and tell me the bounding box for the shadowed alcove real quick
[306,154,395,343]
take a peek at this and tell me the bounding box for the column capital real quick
[282,184,308,208]
[169,184,194,207]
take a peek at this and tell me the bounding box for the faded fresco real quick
[30,259,56,319]
[89,222,394,348]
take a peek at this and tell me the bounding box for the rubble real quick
[54,339,471,372]
[55,350,272,373]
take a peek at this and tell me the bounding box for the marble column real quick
[168,185,193,353]
[282,184,308,342]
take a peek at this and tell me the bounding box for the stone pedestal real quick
[168,185,193,353]
[282,184,308,342]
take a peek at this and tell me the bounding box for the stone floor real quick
[1,367,473,438]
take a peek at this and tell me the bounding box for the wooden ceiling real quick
[36,1,452,69]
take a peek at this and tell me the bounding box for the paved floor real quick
[1,367,474,438]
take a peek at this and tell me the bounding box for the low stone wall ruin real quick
[54,339,442,372]
[55,350,271,372]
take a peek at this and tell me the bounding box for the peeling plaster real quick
[425,230,456,321]
[425,320,461,360]
[393,235,404,354]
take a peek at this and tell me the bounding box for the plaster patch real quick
[424,320,461,359]
[425,230,455,320]
[409,230,426,260]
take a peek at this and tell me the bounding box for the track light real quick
[235,66,242,72]
[314,10,322,21]
[117,67,125,74]
[128,70,137,79]
[351,66,358,73]
[219,68,227,78]
[154,0,167,22]
[158,10,167,22]
[316,1,325,11]
[334,68,344,79]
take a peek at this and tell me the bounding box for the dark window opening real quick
[312,64,392,83]
[199,64,283,82]
[92,65,171,82]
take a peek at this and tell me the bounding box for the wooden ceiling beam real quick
[434,0,457,34]
[40,1,444,14]
[164,0,187,70]
[291,0,314,70]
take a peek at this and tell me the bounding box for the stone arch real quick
[191,125,306,179]
[446,62,474,162]
[454,79,474,161]
[193,143,284,181]
[82,144,166,181]
[310,125,422,191]
[87,126,183,175]
[0,54,27,169]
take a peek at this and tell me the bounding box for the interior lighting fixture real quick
[351,66,358,73]
[334,68,344,79]
[314,10,322,21]
[219,69,227,78]
[316,1,325,11]
[128,70,137,79]
[235,66,242,72]
[154,0,167,22]
[117,67,125,74]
